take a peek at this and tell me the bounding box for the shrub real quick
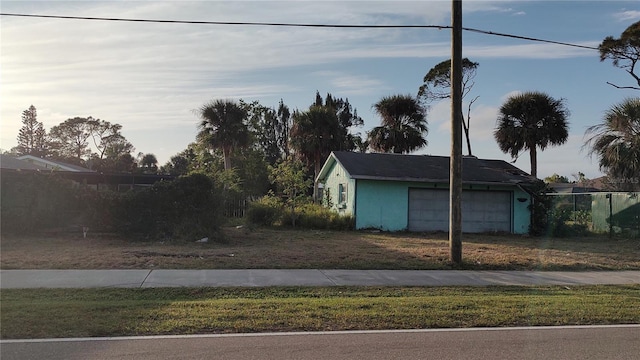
[547,208,571,237]
[546,208,591,237]
[113,173,223,241]
[0,172,118,235]
[297,202,354,230]
[525,180,553,236]
[246,195,284,226]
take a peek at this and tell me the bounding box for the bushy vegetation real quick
[114,173,223,241]
[297,202,355,230]
[246,195,354,230]
[546,208,591,237]
[1,172,224,242]
[245,194,283,226]
[526,180,553,236]
[0,172,116,234]
[526,181,592,237]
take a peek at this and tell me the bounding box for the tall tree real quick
[196,99,250,171]
[48,116,133,167]
[243,100,282,166]
[160,153,192,176]
[15,105,48,157]
[86,119,131,160]
[48,117,93,162]
[418,58,479,155]
[584,97,640,188]
[494,91,570,178]
[290,105,342,199]
[242,99,292,166]
[139,153,158,173]
[367,95,428,154]
[276,99,292,159]
[599,20,640,91]
[289,92,364,200]
[160,143,214,176]
[313,92,364,152]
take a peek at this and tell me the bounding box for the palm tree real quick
[367,95,428,154]
[584,97,640,184]
[140,153,158,173]
[290,105,342,200]
[196,99,249,170]
[494,91,570,177]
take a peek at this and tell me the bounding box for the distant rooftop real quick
[0,154,49,171]
[17,155,95,172]
[547,182,604,194]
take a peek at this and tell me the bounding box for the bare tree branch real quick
[606,81,640,91]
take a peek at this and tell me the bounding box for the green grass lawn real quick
[2,285,639,339]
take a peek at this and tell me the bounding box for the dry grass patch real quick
[1,227,639,270]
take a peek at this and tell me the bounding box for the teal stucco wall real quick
[512,187,531,234]
[354,179,531,234]
[355,180,412,231]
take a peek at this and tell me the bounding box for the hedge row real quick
[1,172,222,241]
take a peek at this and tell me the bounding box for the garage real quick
[317,151,534,234]
[408,188,512,233]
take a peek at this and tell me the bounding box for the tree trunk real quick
[529,146,537,178]
[223,146,232,171]
[462,111,472,156]
[313,153,321,202]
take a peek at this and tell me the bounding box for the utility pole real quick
[449,0,463,264]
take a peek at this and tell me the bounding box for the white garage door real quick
[408,189,512,233]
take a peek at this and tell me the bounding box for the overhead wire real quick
[0,12,599,51]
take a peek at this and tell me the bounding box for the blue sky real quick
[2,0,639,179]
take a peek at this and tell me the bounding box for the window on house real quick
[338,183,347,203]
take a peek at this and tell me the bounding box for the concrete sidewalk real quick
[1,269,639,289]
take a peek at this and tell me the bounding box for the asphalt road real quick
[2,325,638,360]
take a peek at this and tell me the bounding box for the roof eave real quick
[316,152,338,183]
[350,175,533,186]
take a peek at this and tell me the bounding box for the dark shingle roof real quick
[320,151,537,185]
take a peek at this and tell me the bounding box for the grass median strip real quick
[2,285,639,339]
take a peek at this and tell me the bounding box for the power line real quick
[0,12,599,51]
[0,13,448,29]
[463,27,597,51]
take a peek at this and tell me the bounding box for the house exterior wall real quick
[355,180,410,230]
[355,179,531,234]
[512,187,531,234]
[321,161,356,216]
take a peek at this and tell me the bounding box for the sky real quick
[2,0,639,180]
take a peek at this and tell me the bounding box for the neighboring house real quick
[17,155,95,172]
[0,154,49,171]
[1,155,173,191]
[317,151,538,234]
[547,183,602,194]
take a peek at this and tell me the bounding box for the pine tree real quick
[16,105,48,156]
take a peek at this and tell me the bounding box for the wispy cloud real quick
[612,10,640,22]
[0,0,620,175]
[313,71,387,95]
